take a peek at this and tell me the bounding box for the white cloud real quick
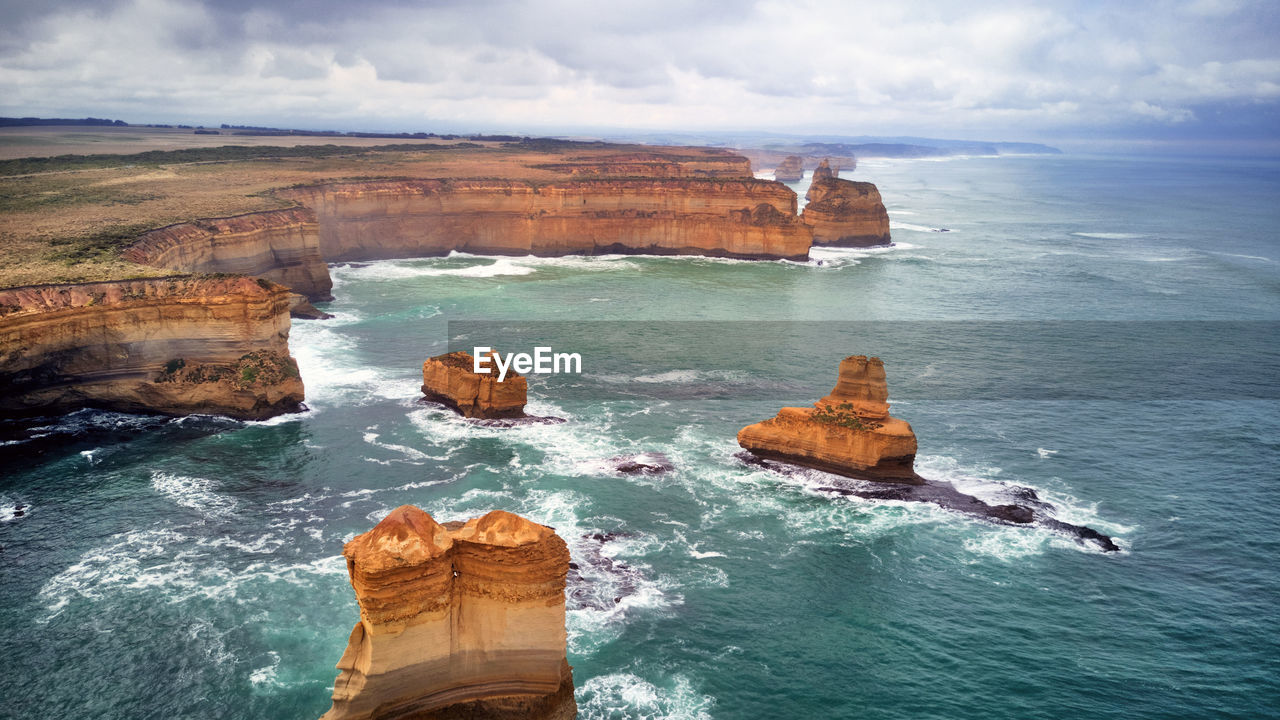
[0,0,1277,141]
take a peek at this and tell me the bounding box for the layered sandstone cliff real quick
[802,160,891,247]
[773,155,805,182]
[0,276,304,419]
[421,351,527,420]
[738,355,918,482]
[322,507,576,720]
[123,208,333,302]
[280,178,810,261]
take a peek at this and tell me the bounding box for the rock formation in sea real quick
[773,155,805,182]
[124,208,333,302]
[321,506,576,720]
[738,355,1120,551]
[421,350,527,420]
[738,355,919,481]
[0,276,304,420]
[802,160,892,247]
[279,178,811,262]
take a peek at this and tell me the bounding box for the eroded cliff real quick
[738,355,918,481]
[124,208,333,302]
[0,276,304,419]
[773,155,805,182]
[421,350,527,419]
[322,506,576,720]
[802,160,891,247]
[738,355,1121,550]
[803,178,892,247]
[280,178,811,261]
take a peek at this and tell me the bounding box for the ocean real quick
[2,153,1278,719]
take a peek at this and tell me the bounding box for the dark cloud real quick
[0,0,1277,145]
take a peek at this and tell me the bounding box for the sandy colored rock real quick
[322,507,576,720]
[802,160,891,247]
[124,208,333,301]
[281,177,811,262]
[421,350,527,420]
[738,355,918,482]
[0,275,304,419]
[773,155,805,182]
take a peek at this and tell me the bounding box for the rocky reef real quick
[802,159,891,247]
[0,276,304,420]
[280,178,811,262]
[738,355,1119,551]
[124,208,333,302]
[773,155,805,182]
[421,350,527,420]
[321,506,576,720]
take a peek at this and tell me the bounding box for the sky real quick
[1,0,1278,151]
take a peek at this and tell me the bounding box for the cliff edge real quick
[321,506,576,720]
[802,159,891,247]
[0,275,304,420]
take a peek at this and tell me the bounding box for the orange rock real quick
[280,178,811,262]
[124,208,333,301]
[737,355,919,482]
[421,350,527,419]
[802,160,891,247]
[0,276,304,420]
[322,507,576,720]
[773,155,805,182]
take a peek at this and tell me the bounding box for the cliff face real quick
[773,155,805,182]
[738,355,918,482]
[280,178,811,261]
[421,351,527,419]
[322,506,575,720]
[802,160,891,247]
[124,209,334,302]
[0,276,304,420]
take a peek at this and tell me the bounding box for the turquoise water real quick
[2,155,1278,719]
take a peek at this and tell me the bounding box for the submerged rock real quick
[320,506,577,720]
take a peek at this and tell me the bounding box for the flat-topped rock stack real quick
[421,350,527,420]
[321,507,576,720]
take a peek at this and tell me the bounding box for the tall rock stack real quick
[738,355,918,482]
[321,506,576,720]
[802,159,891,247]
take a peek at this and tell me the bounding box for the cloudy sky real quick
[1,0,1277,149]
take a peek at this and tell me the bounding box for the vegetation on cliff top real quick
[811,402,885,431]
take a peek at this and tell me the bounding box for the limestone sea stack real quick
[773,155,805,182]
[738,355,919,482]
[737,356,1122,551]
[321,507,576,720]
[802,159,891,247]
[421,350,527,419]
[0,275,304,420]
